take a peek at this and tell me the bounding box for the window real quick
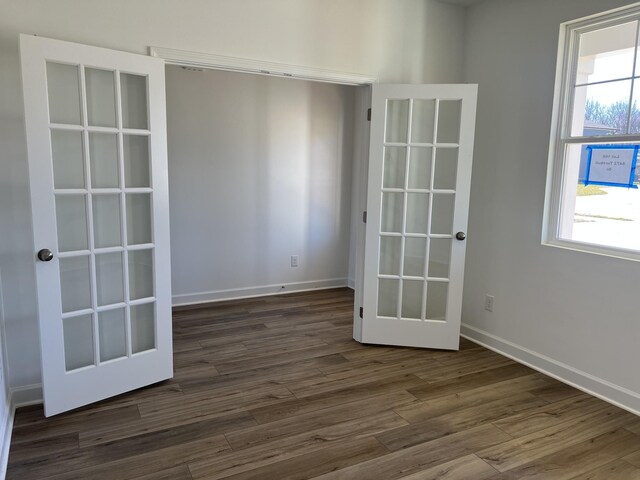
[544,4,640,259]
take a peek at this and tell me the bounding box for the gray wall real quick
[0,0,465,391]
[166,66,355,302]
[462,0,640,410]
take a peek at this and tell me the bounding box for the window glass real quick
[547,10,640,256]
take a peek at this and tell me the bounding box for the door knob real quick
[455,232,466,241]
[37,249,54,262]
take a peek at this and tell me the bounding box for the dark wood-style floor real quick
[7,288,640,479]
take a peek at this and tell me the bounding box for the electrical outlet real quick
[290,255,299,267]
[484,294,494,312]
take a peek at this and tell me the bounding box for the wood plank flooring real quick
[7,288,640,479]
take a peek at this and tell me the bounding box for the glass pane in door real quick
[59,256,92,313]
[411,99,436,144]
[98,308,127,362]
[123,135,150,187]
[428,238,452,278]
[89,133,119,188]
[55,195,88,252]
[63,314,94,371]
[121,73,148,129]
[433,148,458,190]
[129,249,154,300]
[131,303,155,353]
[95,252,124,306]
[407,147,432,190]
[85,68,116,127]
[404,237,426,277]
[378,278,399,317]
[383,147,406,189]
[437,100,462,143]
[426,281,448,320]
[126,194,152,245]
[93,195,122,248]
[46,62,81,125]
[385,100,409,143]
[51,130,85,189]
[401,280,423,319]
[379,236,402,276]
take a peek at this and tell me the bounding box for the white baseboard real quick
[11,384,43,408]
[172,278,348,307]
[347,278,355,290]
[461,323,640,417]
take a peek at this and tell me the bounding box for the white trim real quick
[10,384,43,408]
[149,46,377,86]
[461,324,640,417]
[0,404,14,480]
[347,278,355,290]
[172,278,348,307]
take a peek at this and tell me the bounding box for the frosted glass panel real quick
[51,130,85,189]
[46,62,81,125]
[98,308,126,362]
[404,237,426,277]
[411,99,436,144]
[431,194,455,235]
[383,147,406,189]
[95,252,124,306]
[381,193,404,233]
[126,194,152,245]
[428,238,452,278]
[63,314,94,371]
[59,256,92,313]
[56,195,88,252]
[385,100,409,143]
[434,148,458,190]
[401,280,423,320]
[406,193,429,234]
[426,281,448,321]
[121,73,148,129]
[131,303,156,353]
[89,133,119,188]
[379,236,401,276]
[377,279,399,318]
[408,147,432,190]
[123,135,150,187]
[93,195,122,248]
[437,100,462,144]
[129,249,154,300]
[85,68,116,127]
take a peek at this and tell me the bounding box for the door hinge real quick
[362,211,367,223]
[359,307,363,318]
[367,108,371,121]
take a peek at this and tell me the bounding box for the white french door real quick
[362,84,477,350]
[20,35,172,416]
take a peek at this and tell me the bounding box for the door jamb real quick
[149,46,377,86]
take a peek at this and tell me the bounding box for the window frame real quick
[543,2,640,261]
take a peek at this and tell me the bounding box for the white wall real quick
[0,0,465,391]
[166,66,354,303]
[462,0,640,412]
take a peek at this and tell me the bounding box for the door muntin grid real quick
[46,61,157,372]
[377,97,461,322]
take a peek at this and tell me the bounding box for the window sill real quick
[542,237,640,263]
